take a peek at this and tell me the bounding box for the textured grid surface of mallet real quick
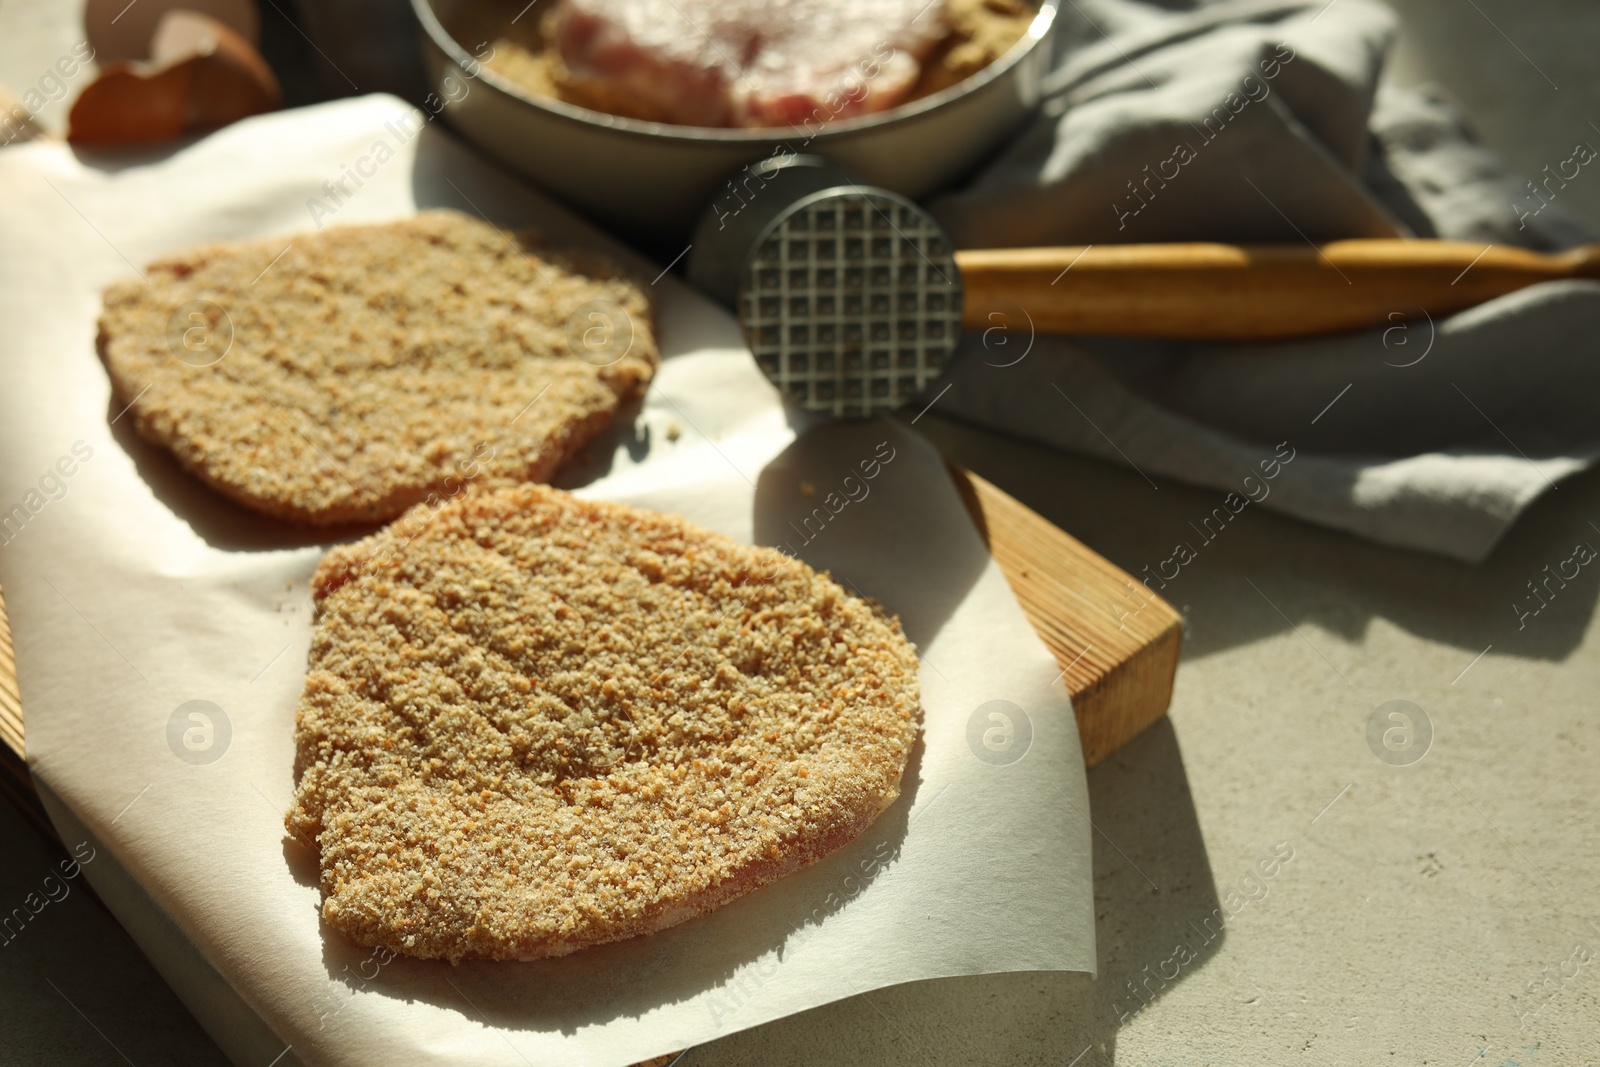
[739,193,962,418]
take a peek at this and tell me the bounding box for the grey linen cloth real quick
[929,0,1598,562]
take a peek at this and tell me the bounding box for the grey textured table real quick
[2,1,1597,1063]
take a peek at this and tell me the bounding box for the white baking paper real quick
[0,95,1093,1067]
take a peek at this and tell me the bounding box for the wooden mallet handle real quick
[955,240,1600,340]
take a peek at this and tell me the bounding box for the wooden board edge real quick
[949,465,1182,767]
[0,580,21,760]
[0,581,53,841]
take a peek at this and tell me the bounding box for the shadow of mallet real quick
[687,154,1600,417]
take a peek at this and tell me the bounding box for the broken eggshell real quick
[69,9,280,144]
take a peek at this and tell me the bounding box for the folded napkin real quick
[930,0,1598,562]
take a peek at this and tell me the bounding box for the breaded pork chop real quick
[287,485,922,961]
[99,210,656,524]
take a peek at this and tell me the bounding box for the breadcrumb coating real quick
[287,485,921,961]
[98,210,657,524]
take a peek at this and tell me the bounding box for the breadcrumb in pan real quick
[471,0,1038,126]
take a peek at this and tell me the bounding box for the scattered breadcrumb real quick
[287,485,921,961]
[98,210,657,524]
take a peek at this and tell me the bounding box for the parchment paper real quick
[0,95,1093,1067]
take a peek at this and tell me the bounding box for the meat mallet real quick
[685,154,1600,417]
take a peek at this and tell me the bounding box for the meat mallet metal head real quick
[687,154,963,419]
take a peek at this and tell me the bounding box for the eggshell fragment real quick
[153,9,280,128]
[68,10,279,144]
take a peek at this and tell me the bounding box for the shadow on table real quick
[686,717,1222,1066]
[916,412,1600,666]
[0,787,231,1065]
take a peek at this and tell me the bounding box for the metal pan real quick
[411,0,1059,242]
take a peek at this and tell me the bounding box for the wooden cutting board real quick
[0,465,1181,842]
